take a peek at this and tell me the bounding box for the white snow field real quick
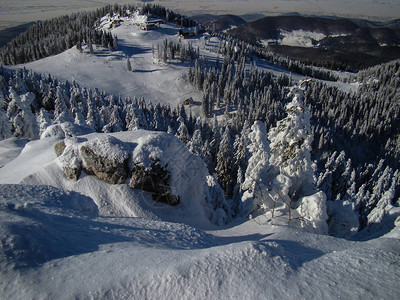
[1,129,400,299]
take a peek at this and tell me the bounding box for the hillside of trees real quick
[1,53,399,236]
[0,3,197,66]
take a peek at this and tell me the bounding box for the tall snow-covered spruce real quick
[241,85,328,233]
[241,121,272,217]
[268,86,315,200]
[267,86,327,233]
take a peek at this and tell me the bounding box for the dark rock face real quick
[80,145,129,185]
[130,160,180,206]
[54,141,66,157]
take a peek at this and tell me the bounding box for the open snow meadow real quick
[0,4,400,299]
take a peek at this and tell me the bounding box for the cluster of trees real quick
[0,3,198,66]
[0,68,197,139]
[188,42,290,126]
[185,46,399,233]
[153,39,199,63]
[216,34,339,81]
[0,5,118,65]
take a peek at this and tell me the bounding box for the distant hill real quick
[228,15,400,71]
[192,14,246,32]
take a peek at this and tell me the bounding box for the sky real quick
[0,0,399,30]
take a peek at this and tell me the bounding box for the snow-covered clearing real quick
[11,15,306,110]
[261,30,351,48]
[278,30,326,48]
[12,22,198,107]
[0,130,399,299]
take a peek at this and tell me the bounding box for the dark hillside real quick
[228,15,359,41]
[192,14,246,32]
[228,15,400,71]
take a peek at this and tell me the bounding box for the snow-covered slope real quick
[1,182,399,299]
[1,9,399,300]
[10,14,306,108]
[10,17,202,106]
[0,130,399,299]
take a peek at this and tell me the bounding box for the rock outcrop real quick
[80,145,129,185]
[54,141,66,157]
[130,160,180,206]
[63,164,82,181]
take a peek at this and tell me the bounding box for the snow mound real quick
[297,191,328,234]
[0,184,98,217]
[82,135,130,164]
[0,137,29,168]
[0,184,98,268]
[1,129,216,228]
[40,122,94,140]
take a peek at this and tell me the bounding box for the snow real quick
[261,30,352,49]
[11,18,202,107]
[81,135,129,164]
[10,15,308,109]
[1,181,399,299]
[280,30,326,48]
[0,137,29,167]
[1,9,399,299]
[297,191,329,234]
[0,130,399,298]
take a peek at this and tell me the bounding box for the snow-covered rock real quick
[80,136,130,184]
[0,129,216,227]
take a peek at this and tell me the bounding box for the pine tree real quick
[215,126,235,198]
[241,121,272,216]
[127,57,132,71]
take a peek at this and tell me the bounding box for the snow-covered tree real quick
[266,87,327,231]
[241,121,272,216]
[175,116,189,145]
[268,88,315,200]
[188,129,203,159]
[6,88,39,139]
[0,108,12,140]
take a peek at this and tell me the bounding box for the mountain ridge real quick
[227,15,400,70]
